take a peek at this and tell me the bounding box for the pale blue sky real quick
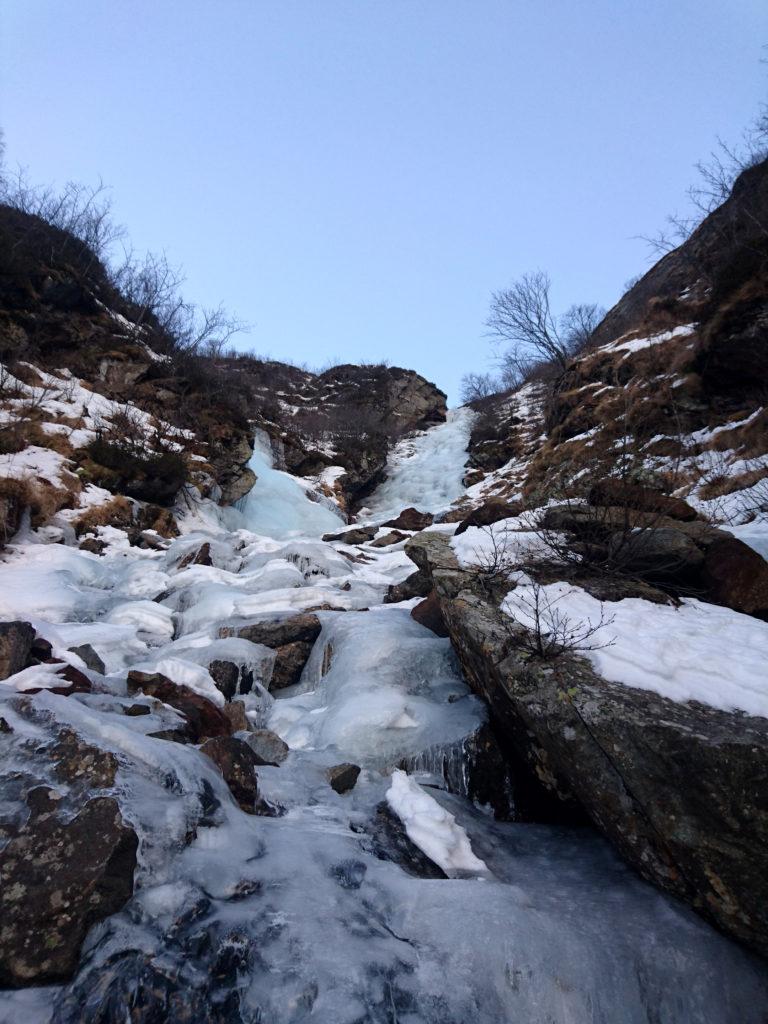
[1,2,766,403]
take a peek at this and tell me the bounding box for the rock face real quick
[0,789,138,986]
[408,532,768,957]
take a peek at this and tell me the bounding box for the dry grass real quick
[0,473,79,540]
[74,495,133,536]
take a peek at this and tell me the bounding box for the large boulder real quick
[703,536,768,620]
[408,534,768,958]
[0,789,138,986]
[228,613,322,649]
[268,640,315,690]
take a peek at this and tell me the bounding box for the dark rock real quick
[230,612,322,649]
[382,507,434,531]
[399,721,516,821]
[404,532,461,575]
[200,736,263,814]
[327,762,361,794]
[69,643,106,674]
[0,791,137,986]
[0,620,35,680]
[454,498,522,535]
[367,802,447,879]
[702,536,768,619]
[410,590,449,637]
[126,671,231,742]
[243,728,289,765]
[608,526,704,580]
[322,525,377,544]
[369,529,408,548]
[124,703,151,717]
[222,699,250,733]
[384,567,432,604]
[588,480,698,522]
[29,634,53,662]
[208,659,239,701]
[177,541,213,569]
[270,640,315,690]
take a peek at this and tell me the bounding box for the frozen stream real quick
[1,420,767,1023]
[360,407,476,522]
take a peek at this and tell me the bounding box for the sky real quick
[1,2,766,404]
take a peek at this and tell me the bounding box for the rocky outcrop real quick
[0,620,35,679]
[0,789,138,986]
[407,532,768,957]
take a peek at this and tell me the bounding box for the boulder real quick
[702,536,768,619]
[69,643,106,674]
[327,762,361,794]
[244,728,290,765]
[322,525,378,545]
[200,736,263,814]
[382,507,434,531]
[270,640,315,690]
[222,699,250,733]
[588,480,698,522]
[369,530,408,548]
[207,659,239,701]
[0,790,138,986]
[0,621,35,680]
[223,615,322,691]
[608,526,704,580]
[126,671,231,742]
[231,613,322,649]
[454,498,522,535]
[384,568,432,604]
[410,590,449,637]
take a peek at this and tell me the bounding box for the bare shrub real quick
[460,372,498,403]
[465,526,615,659]
[505,580,615,660]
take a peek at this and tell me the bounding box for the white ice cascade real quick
[361,406,476,522]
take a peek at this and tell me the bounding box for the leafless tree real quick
[460,371,498,403]
[486,271,604,378]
